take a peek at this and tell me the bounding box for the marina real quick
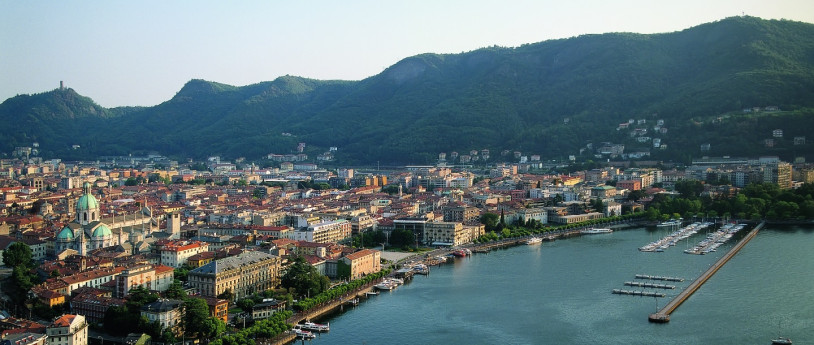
[291,224,812,344]
[649,221,763,323]
[638,221,713,252]
[683,223,746,255]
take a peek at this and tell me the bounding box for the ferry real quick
[300,321,330,332]
[526,237,543,245]
[581,228,613,234]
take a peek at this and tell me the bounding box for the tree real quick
[185,297,224,339]
[124,177,139,186]
[281,256,330,298]
[480,213,499,231]
[217,288,234,301]
[165,279,186,299]
[2,242,33,268]
[389,229,415,248]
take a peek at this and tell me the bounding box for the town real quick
[0,149,811,345]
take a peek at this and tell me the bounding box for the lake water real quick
[303,225,813,344]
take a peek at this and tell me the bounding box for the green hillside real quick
[1,16,813,164]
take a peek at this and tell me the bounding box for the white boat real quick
[581,228,613,234]
[772,337,792,345]
[526,237,543,245]
[374,282,395,290]
[293,328,316,339]
[300,321,330,332]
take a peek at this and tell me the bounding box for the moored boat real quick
[581,228,613,234]
[526,237,543,245]
[300,321,330,332]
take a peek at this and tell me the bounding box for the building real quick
[292,220,351,244]
[114,264,174,298]
[1,332,47,345]
[202,297,229,323]
[188,251,281,300]
[442,205,480,223]
[590,185,617,199]
[140,299,183,336]
[423,221,470,247]
[250,300,286,321]
[337,249,381,280]
[616,180,642,191]
[55,182,154,257]
[46,315,87,345]
[70,294,125,325]
[55,183,116,256]
[158,240,209,268]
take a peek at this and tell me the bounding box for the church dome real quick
[92,224,113,238]
[76,182,99,212]
[57,226,74,240]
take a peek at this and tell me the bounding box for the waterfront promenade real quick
[648,221,765,323]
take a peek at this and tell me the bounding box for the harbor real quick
[648,221,764,323]
[285,224,811,344]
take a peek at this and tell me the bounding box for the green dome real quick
[92,224,112,238]
[76,182,99,212]
[57,226,74,240]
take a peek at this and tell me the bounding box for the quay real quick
[648,221,764,323]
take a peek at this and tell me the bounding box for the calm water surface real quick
[305,226,813,344]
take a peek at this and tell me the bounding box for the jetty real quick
[648,221,764,323]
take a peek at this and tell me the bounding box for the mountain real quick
[2,16,814,164]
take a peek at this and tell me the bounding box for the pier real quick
[648,221,764,323]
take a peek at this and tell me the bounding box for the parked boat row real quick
[638,222,713,252]
[612,289,666,297]
[624,281,676,289]
[634,274,685,282]
[683,223,746,255]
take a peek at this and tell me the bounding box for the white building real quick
[159,240,209,268]
[46,314,88,345]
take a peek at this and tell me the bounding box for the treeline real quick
[475,213,645,243]
[647,182,814,221]
[293,269,391,311]
[211,310,292,345]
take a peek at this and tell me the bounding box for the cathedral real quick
[55,182,154,256]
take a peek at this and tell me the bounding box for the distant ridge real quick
[2,16,813,163]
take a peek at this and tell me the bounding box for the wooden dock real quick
[648,221,764,323]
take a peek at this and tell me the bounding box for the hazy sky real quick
[2,1,813,108]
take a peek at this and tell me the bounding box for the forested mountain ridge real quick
[2,16,813,163]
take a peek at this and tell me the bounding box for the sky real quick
[2,0,813,108]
